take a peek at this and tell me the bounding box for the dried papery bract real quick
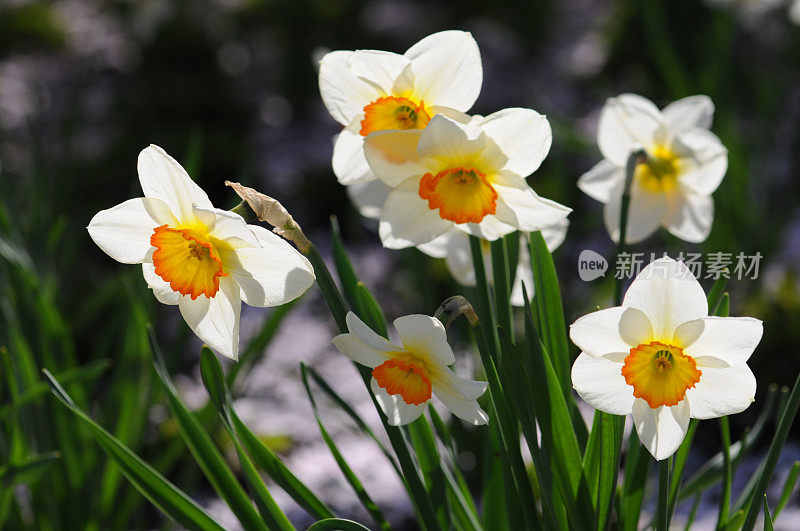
[226,181,312,253]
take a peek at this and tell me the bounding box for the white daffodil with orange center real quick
[332,312,488,426]
[570,257,762,460]
[362,111,571,248]
[87,145,315,360]
[416,220,568,306]
[578,94,728,244]
[319,30,482,185]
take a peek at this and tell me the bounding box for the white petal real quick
[346,179,391,220]
[662,95,714,134]
[178,277,241,360]
[394,314,455,365]
[453,216,516,241]
[345,312,398,352]
[347,50,412,94]
[541,218,570,251]
[685,364,756,419]
[663,192,714,244]
[597,94,664,166]
[379,178,453,249]
[418,230,475,286]
[577,159,625,203]
[632,399,690,461]
[603,179,668,244]
[142,261,179,305]
[479,108,552,177]
[619,307,655,346]
[332,333,388,368]
[433,374,489,425]
[671,318,705,349]
[623,257,708,340]
[228,225,315,308]
[87,197,176,264]
[404,30,482,111]
[371,378,426,426]
[192,206,258,246]
[318,50,382,126]
[570,306,630,357]
[416,114,486,163]
[676,129,728,196]
[363,129,426,188]
[332,125,373,185]
[137,145,212,223]
[571,353,634,415]
[681,316,763,366]
[493,172,572,232]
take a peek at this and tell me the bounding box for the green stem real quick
[717,417,732,530]
[657,459,671,531]
[615,149,647,305]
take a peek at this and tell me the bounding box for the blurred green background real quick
[2,0,800,528]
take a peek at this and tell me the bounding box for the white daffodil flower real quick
[578,94,728,244]
[332,312,488,426]
[319,30,482,185]
[87,145,315,360]
[570,257,762,460]
[363,110,571,249]
[417,220,569,306]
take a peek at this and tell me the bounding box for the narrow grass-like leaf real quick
[0,452,61,488]
[330,216,362,311]
[619,432,651,531]
[198,348,297,530]
[149,332,270,531]
[0,358,111,420]
[528,232,571,403]
[227,300,297,387]
[668,419,699,515]
[763,495,775,531]
[522,292,594,530]
[774,461,799,518]
[304,366,401,478]
[300,364,390,531]
[679,385,776,502]
[683,494,702,531]
[657,458,670,531]
[408,417,449,528]
[490,237,513,340]
[43,370,224,531]
[740,369,800,531]
[706,275,729,315]
[308,518,372,531]
[354,282,388,338]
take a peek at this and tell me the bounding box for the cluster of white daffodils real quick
[570,258,762,460]
[579,94,728,244]
[333,312,488,426]
[87,145,316,360]
[319,30,571,288]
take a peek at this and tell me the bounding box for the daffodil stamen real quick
[150,225,228,300]
[621,340,701,409]
[635,146,681,193]
[360,96,431,136]
[418,167,498,224]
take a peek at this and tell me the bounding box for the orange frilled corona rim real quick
[360,96,431,136]
[419,167,498,224]
[150,225,228,300]
[621,341,701,409]
[372,355,433,406]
